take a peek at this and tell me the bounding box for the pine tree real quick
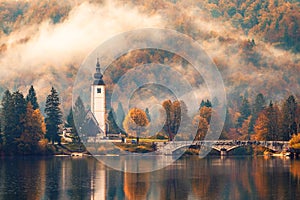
[222,108,234,137]
[26,85,39,110]
[66,108,80,143]
[11,91,27,141]
[237,97,251,128]
[116,102,125,130]
[1,90,15,152]
[44,87,62,144]
[200,99,212,108]
[66,108,75,128]
[73,96,86,139]
[280,95,297,140]
[266,101,280,140]
[145,108,151,122]
[107,108,123,134]
[0,90,26,153]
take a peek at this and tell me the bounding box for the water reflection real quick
[0,156,300,200]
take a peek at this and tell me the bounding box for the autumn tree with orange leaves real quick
[123,108,149,139]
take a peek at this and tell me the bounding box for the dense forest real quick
[0,0,299,154]
[0,86,63,155]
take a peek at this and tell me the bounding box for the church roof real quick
[82,110,104,136]
[93,58,105,85]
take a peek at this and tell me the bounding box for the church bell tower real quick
[91,58,106,136]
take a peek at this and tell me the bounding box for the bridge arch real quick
[157,140,289,155]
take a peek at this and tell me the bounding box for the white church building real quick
[90,58,106,138]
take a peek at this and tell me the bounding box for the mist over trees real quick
[0,0,298,117]
[0,0,298,153]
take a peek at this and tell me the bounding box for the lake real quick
[0,156,299,200]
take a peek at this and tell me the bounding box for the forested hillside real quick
[0,0,298,140]
[203,0,299,52]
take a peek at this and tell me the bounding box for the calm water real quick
[0,156,299,200]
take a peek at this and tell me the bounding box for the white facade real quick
[91,84,106,136]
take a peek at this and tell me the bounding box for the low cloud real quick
[0,0,164,106]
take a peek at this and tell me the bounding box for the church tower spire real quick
[91,58,106,137]
[93,57,105,85]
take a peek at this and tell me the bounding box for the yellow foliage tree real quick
[254,112,269,140]
[289,134,300,150]
[241,116,251,140]
[193,115,209,140]
[200,106,212,124]
[123,108,149,138]
[20,103,45,152]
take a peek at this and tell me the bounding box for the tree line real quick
[117,94,300,143]
[1,85,299,155]
[222,94,300,141]
[0,86,62,155]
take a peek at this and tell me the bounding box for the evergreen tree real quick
[1,90,15,152]
[145,108,151,122]
[222,108,234,137]
[66,108,75,128]
[200,99,212,108]
[280,95,297,140]
[249,93,266,133]
[26,85,39,110]
[11,91,27,141]
[107,108,123,134]
[0,90,26,153]
[73,96,86,139]
[266,101,280,140]
[241,116,251,140]
[116,102,125,129]
[237,97,251,128]
[44,87,62,144]
[66,108,80,143]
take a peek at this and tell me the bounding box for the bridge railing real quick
[157,140,290,153]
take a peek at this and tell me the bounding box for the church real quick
[90,58,106,138]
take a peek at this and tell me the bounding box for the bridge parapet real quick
[156,140,289,155]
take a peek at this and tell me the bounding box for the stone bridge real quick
[157,140,289,155]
